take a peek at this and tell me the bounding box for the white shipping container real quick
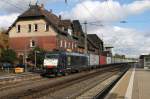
[106,57,112,64]
[89,54,99,66]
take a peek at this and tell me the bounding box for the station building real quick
[7,4,104,57]
[139,55,150,69]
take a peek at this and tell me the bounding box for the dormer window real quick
[64,28,68,32]
[17,25,21,33]
[62,27,64,31]
[68,29,72,35]
[28,24,31,32]
[45,24,49,31]
[34,24,38,32]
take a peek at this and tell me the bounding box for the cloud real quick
[125,0,150,14]
[0,13,19,28]
[87,25,150,57]
[62,0,150,22]
[60,0,150,57]
[0,0,149,57]
[0,0,49,27]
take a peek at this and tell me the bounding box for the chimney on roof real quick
[40,3,44,9]
[49,9,52,13]
[59,15,61,20]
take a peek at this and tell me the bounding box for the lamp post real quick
[34,51,40,68]
[24,44,28,72]
[24,52,27,72]
[84,21,87,54]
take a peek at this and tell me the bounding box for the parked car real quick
[2,63,13,68]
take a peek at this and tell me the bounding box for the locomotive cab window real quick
[45,54,59,59]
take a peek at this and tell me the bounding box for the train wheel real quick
[54,72,58,77]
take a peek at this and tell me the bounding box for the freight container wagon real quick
[106,57,112,64]
[89,54,99,68]
[99,55,106,65]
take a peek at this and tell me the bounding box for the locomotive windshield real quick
[45,54,59,59]
[44,54,59,67]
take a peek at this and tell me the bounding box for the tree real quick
[0,49,17,64]
[27,47,46,68]
[0,29,9,54]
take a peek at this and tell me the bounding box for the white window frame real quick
[60,40,63,47]
[30,40,36,48]
[68,42,70,48]
[75,43,77,48]
[72,42,74,49]
[65,41,67,48]
[68,28,72,35]
[45,24,49,31]
[62,27,64,31]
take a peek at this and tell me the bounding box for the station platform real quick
[105,64,150,99]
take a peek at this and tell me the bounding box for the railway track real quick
[0,73,41,85]
[0,73,43,92]
[0,77,48,92]
[38,66,126,99]
[39,69,120,99]
[0,64,129,99]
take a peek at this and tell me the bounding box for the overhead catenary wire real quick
[12,0,30,9]
[3,0,25,12]
[2,0,32,13]
[78,0,102,22]
[77,0,106,53]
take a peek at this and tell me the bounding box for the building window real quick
[60,40,63,47]
[62,27,64,31]
[34,24,38,31]
[45,24,49,31]
[30,40,36,48]
[17,25,21,33]
[68,42,70,48]
[64,28,68,32]
[75,43,77,48]
[64,41,67,48]
[28,24,31,32]
[72,42,74,49]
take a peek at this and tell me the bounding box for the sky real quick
[0,0,150,58]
